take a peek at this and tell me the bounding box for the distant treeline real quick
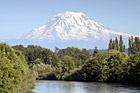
[12,45,90,80]
[1,35,140,92]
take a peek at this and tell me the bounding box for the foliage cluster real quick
[0,43,36,93]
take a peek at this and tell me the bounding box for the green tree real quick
[82,48,90,56]
[119,35,123,52]
[82,53,103,81]
[13,45,60,67]
[135,37,139,51]
[128,54,140,84]
[115,37,119,50]
[30,58,55,80]
[132,42,137,54]
[112,40,116,49]
[139,40,140,52]
[108,38,113,50]
[57,47,90,68]
[93,46,99,57]
[123,45,125,52]
[106,50,129,82]
[128,37,132,55]
[56,56,74,80]
[0,43,36,93]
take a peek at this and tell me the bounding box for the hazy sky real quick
[0,0,140,40]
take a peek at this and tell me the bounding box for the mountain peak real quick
[59,11,85,16]
[54,11,89,21]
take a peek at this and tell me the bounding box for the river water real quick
[32,80,140,93]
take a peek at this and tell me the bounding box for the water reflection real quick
[32,80,140,93]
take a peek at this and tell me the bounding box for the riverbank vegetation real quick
[0,43,36,93]
[12,35,140,85]
[1,35,140,92]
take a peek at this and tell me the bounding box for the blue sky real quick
[0,0,140,40]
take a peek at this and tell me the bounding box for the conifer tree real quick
[131,36,133,43]
[135,37,139,52]
[123,45,125,52]
[139,40,140,52]
[119,35,123,52]
[131,36,134,54]
[132,42,137,54]
[109,38,113,50]
[115,37,119,50]
[128,37,132,55]
[113,40,116,49]
[93,46,99,57]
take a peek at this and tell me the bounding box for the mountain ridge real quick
[7,11,139,50]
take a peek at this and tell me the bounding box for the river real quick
[32,80,140,93]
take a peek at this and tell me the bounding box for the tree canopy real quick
[0,43,35,93]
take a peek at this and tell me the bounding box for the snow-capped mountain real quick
[9,11,138,49]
